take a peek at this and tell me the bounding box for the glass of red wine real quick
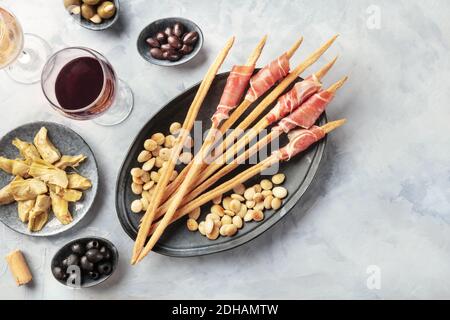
[41,47,133,126]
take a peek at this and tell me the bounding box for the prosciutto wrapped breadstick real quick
[152,74,346,222]
[148,120,346,234]
[211,35,267,127]
[164,36,337,202]
[165,37,304,204]
[131,37,235,264]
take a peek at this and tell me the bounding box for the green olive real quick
[64,0,81,8]
[81,4,95,20]
[97,1,116,19]
[82,0,100,5]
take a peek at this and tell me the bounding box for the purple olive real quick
[179,44,193,55]
[150,48,164,60]
[168,35,182,49]
[160,43,172,51]
[146,37,160,48]
[182,31,199,45]
[173,22,184,37]
[164,26,173,37]
[156,32,167,44]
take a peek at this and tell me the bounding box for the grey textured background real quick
[0,0,449,299]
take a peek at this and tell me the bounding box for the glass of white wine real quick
[0,6,51,84]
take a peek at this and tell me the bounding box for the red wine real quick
[55,57,104,110]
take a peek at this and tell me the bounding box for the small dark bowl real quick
[64,0,120,31]
[137,17,203,66]
[51,237,118,288]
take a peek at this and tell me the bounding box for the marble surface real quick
[1,0,449,300]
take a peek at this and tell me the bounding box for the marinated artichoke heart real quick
[67,173,92,191]
[33,127,61,164]
[17,199,35,222]
[29,159,68,188]
[55,154,87,170]
[10,178,48,201]
[50,191,73,225]
[49,184,83,202]
[28,195,51,232]
[0,157,29,177]
[12,138,41,161]
[0,183,14,205]
[0,176,24,205]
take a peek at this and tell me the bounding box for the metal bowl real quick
[64,0,120,31]
[51,237,119,288]
[137,17,204,66]
[0,121,98,237]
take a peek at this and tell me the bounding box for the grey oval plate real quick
[115,71,326,257]
[0,121,98,237]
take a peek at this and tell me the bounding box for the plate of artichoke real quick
[0,122,98,236]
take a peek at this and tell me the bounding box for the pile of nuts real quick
[64,0,117,25]
[186,173,288,240]
[129,122,193,214]
[146,22,199,62]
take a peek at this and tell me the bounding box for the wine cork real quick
[5,250,33,286]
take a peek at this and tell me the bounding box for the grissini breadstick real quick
[153,72,345,222]
[148,120,346,233]
[164,37,304,202]
[131,36,235,264]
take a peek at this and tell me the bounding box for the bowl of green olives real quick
[137,17,203,66]
[51,237,118,288]
[63,0,120,31]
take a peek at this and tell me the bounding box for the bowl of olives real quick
[51,237,118,288]
[63,0,119,31]
[137,17,203,66]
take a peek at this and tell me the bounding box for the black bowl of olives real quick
[137,17,203,66]
[51,237,118,288]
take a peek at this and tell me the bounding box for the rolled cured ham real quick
[244,53,290,102]
[211,65,254,127]
[265,74,322,125]
[275,90,334,133]
[275,126,325,161]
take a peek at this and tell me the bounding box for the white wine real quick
[0,7,24,69]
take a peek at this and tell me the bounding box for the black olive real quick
[63,253,79,267]
[80,256,94,271]
[71,243,85,255]
[97,262,112,275]
[86,240,100,250]
[99,247,111,260]
[85,249,103,263]
[88,271,100,280]
[52,266,66,280]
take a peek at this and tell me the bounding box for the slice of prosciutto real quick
[244,53,290,103]
[211,65,254,127]
[265,74,322,125]
[275,126,325,161]
[275,90,334,133]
